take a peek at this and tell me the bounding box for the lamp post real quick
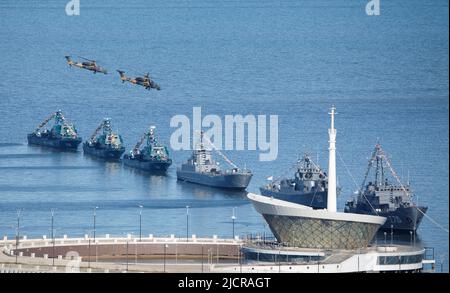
[201,245,204,273]
[164,244,168,273]
[15,209,21,265]
[93,207,98,243]
[239,244,242,273]
[126,241,129,272]
[51,209,55,266]
[186,206,190,242]
[317,245,321,273]
[231,207,236,239]
[88,238,91,269]
[139,205,143,242]
[278,248,281,273]
[390,224,393,246]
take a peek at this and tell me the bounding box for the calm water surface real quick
[0,0,448,271]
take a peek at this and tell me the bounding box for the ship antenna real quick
[327,105,337,212]
[196,130,239,169]
[316,148,319,166]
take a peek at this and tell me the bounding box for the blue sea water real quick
[0,0,448,271]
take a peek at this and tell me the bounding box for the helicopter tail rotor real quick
[116,70,126,81]
[65,56,72,66]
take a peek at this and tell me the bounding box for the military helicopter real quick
[116,70,161,91]
[65,56,108,74]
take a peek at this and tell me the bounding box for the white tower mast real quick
[327,106,337,212]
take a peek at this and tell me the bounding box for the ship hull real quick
[83,143,125,160]
[123,156,172,172]
[259,187,327,209]
[27,133,82,151]
[345,205,427,232]
[177,170,252,190]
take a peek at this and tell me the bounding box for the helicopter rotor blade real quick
[77,56,96,62]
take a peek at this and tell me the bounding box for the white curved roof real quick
[247,193,386,225]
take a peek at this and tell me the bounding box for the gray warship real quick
[259,154,330,209]
[27,110,82,151]
[83,118,125,160]
[344,144,428,232]
[176,132,252,190]
[122,126,172,172]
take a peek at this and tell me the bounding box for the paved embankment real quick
[1,235,243,273]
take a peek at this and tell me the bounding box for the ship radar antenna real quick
[148,125,156,144]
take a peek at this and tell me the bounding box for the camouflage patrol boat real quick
[83,118,125,160]
[176,131,252,190]
[344,144,428,232]
[123,126,172,172]
[27,110,82,151]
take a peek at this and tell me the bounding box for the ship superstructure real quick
[344,144,427,231]
[123,125,172,172]
[176,131,252,190]
[83,118,125,160]
[27,110,82,150]
[260,154,330,208]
